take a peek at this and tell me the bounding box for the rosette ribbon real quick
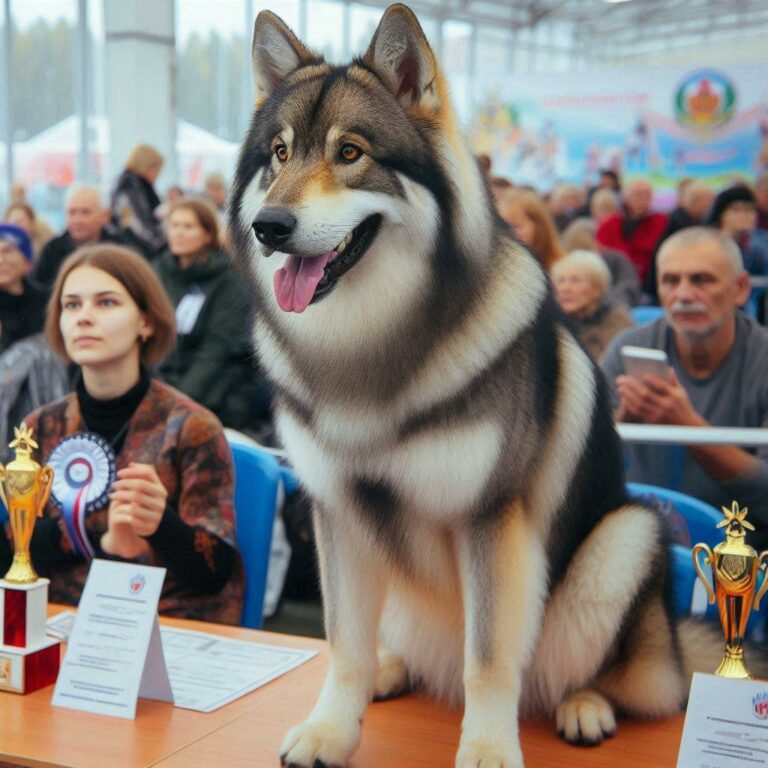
[47,433,116,559]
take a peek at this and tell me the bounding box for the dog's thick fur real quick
[229,6,733,766]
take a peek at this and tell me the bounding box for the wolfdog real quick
[229,5,733,766]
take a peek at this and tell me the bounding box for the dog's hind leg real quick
[279,506,385,768]
[454,505,547,768]
[594,591,687,720]
[373,647,410,701]
[529,504,683,745]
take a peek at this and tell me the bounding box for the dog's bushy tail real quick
[678,617,768,681]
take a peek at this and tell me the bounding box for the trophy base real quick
[715,646,751,680]
[0,578,50,649]
[0,637,60,694]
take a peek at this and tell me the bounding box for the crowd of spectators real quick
[0,145,261,626]
[4,142,768,624]
[488,159,768,546]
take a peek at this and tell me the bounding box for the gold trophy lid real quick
[714,501,756,558]
[5,423,41,472]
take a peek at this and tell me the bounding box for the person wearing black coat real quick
[155,197,253,429]
[111,144,166,258]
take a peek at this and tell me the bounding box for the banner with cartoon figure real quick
[471,63,768,193]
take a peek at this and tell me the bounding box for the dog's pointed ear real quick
[251,11,317,106]
[363,4,439,112]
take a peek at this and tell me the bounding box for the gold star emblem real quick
[717,500,754,532]
[8,423,38,454]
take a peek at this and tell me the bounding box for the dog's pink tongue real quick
[274,252,333,313]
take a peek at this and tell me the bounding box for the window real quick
[306,0,344,63]
[176,0,247,191]
[10,0,77,227]
[443,20,473,125]
[350,4,381,57]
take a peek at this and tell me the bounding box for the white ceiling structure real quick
[353,0,768,63]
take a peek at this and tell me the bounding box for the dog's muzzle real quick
[252,207,297,251]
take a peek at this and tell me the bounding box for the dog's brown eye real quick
[340,144,362,163]
[274,144,288,162]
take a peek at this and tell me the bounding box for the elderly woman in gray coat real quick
[552,249,633,363]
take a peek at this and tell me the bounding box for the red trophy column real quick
[0,579,60,693]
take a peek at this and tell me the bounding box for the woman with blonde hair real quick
[552,249,632,361]
[111,143,166,257]
[156,197,252,429]
[11,244,244,623]
[561,217,640,307]
[496,188,564,271]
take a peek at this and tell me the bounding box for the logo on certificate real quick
[129,575,146,595]
[753,691,768,719]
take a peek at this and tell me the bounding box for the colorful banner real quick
[471,63,768,194]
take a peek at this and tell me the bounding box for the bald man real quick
[601,227,768,546]
[596,178,667,284]
[33,186,129,288]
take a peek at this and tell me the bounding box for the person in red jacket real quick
[596,179,667,284]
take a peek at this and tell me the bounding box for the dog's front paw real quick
[556,689,616,746]
[455,740,524,768]
[279,718,361,768]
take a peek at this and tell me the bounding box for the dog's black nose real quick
[252,207,297,249]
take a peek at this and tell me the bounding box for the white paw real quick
[279,718,360,768]
[455,740,524,768]
[556,690,616,746]
[373,649,410,701]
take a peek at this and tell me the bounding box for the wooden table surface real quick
[0,609,685,768]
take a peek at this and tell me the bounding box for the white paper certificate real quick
[677,672,768,767]
[48,613,318,713]
[51,560,170,719]
[160,627,317,712]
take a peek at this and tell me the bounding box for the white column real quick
[2,0,14,201]
[102,0,177,192]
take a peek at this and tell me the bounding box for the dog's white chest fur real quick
[277,407,503,522]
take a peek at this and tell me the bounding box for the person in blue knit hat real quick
[0,223,49,351]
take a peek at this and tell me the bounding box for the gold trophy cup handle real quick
[35,466,54,517]
[692,542,716,605]
[754,551,768,611]
[0,465,7,511]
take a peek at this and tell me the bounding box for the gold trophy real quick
[693,501,768,679]
[0,423,54,583]
[0,423,60,694]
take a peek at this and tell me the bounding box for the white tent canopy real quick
[14,114,239,192]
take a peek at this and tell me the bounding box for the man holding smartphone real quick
[601,227,768,545]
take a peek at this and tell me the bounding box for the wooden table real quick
[0,609,685,768]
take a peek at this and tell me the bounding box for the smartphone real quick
[620,345,671,379]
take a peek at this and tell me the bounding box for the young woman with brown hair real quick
[6,244,244,624]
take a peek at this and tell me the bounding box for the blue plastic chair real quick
[630,306,665,325]
[745,286,766,319]
[626,482,721,548]
[228,440,298,628]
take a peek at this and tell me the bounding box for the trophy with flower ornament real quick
[693,501,768,680]
[0,423,61,693]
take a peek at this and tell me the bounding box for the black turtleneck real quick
[77,368,150,453]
